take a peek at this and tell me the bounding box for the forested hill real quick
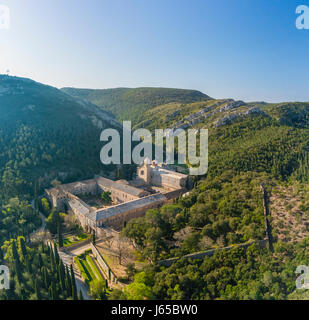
[120,99,309,300]
[61,87,210,124]
[0,75,118,204]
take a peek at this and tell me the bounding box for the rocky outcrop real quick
[73,97,122,129]
[214,107,266,128]
[219,100,246,112]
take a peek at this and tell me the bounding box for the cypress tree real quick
[35,279,41,300]
[14,259,23,283]
[26,257,32,274]
[54,243,60,265]
[92,230,96,245]
[12,241,22,283]
[34,181,38,211]
[38,253,43,269]
[12,240,19,262]
[46,244,50,255]
[70,264,78,300]
[48,286,52,300]
[51,281,57,300]
[19,237,27,260]
[0,247,3,261]
[58,261,66,293]
[49,245,55,271]
[43,267,50,289]
[66,265,72,297]
[58,224,63,248]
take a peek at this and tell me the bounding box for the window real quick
[141,170,144,176]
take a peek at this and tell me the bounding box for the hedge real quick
[86,255,104,281]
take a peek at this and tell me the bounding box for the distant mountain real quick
[61,87,210,124]
[0,75,119,203]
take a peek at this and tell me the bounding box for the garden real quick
[74,250,106,286]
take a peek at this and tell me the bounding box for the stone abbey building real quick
[45,160,188,231]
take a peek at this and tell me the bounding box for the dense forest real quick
[0,75,119,205]
[122,239,309,300]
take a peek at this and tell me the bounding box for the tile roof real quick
[90,193,166,221]
[96,176,145,197]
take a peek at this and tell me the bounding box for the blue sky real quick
[0,0,308,102]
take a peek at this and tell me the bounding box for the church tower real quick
[137,158,152,184]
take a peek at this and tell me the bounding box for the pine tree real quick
[70,264,78,300]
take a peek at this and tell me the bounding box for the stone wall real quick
[158,240,268,267]
[99,198,166,230]
[163,188,186,201]
[90,243,117,283]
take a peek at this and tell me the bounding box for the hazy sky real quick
[0,0,309,102]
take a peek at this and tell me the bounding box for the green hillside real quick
[121,99,309,300]
[0,75,118,204]
[61,87,210,124]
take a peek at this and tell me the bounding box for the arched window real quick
[141,170,144,176]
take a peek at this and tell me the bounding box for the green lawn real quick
[74,257,90,285]
[63,233,89,247]
[80,258,95,281]
[86,255,105,281]
[74,252,105,286]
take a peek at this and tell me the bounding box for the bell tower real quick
[137,158,152,184]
